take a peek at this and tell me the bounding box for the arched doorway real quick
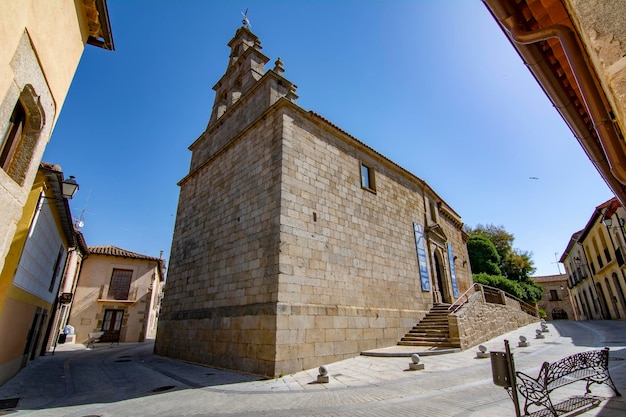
[551,308,568,320]
[433,252,449,304]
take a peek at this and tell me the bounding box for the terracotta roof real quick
[483,0,626,205]
[88,245,162,262]
[82,0,115,50]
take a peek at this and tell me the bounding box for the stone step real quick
[408,329,449,335]
[412,324,449,330]
[398,340,459,348]
[400,337,450,343]
[397,303,460,349]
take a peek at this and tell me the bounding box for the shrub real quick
[472,273,537,304]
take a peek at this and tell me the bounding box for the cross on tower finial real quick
[241,8,251,28]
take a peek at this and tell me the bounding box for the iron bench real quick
[86,331,104,348]
[86,331,120,347]
[515,347,621,416]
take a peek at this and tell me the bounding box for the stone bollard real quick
[518,335,529,347]
[409,353,425,370]
[317,365,329,383]
[535,328,545,339]
[476,344,490,359]
[541,323,549,333]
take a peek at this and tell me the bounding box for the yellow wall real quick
[0,169,70,384]
[0,174,45,318]
[0,0,89,121]
[0,0,93,278]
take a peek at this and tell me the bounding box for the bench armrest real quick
[516,371,545,398]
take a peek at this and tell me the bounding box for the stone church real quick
[155,26,473,377]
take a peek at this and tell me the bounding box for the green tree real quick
[503,249,535,283]
[468,224,514,263]
[466,224,536,281]
[467,235,501,276]
[466,224,542,304]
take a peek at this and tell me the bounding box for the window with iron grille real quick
[550,289,560,301]
[108,269,132,300]
[0,100,26,174]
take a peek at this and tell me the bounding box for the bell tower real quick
[208,27,269,126]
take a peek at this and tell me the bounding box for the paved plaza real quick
[0,320,624,416]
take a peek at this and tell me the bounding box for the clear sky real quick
[44,0,614,277]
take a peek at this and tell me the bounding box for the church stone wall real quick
[157,27,473,378]
[156,108,285,376]
[272,107,472,374]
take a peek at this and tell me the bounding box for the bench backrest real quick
[541,348,608,390]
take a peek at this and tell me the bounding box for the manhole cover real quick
[115,359,131,363]
[0,398,19,410]
[148,385,175,393]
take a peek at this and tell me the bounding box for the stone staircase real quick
[398,303,460,348]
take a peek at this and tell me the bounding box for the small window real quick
[360,162,375,192]
[0,100,26,172]
[430,201,438,223]
[108,269,133,300]
[550,289,559,301]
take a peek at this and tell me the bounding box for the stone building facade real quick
[155,27,472,377]
[532,274,576,320]
[561,198,626,321]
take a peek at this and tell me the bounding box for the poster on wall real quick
[413,222,431,291]
[447,243,459,297]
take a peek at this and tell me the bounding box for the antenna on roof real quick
[73,188,93,228]
[242,8,251,28]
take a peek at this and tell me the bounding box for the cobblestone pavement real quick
[0,320,624,416]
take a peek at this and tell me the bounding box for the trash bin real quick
[57,333,67,344]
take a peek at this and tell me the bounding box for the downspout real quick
[483,0,626,189]
[508,25,626,185]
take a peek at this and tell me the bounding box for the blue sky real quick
[44,0,613,277]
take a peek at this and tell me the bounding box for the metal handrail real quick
[448,282,481,313]
[448,282,538,316]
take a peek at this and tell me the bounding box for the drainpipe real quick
[509,25,626,185]
[482,0,626,197]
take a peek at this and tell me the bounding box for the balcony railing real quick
[98,285,138,302]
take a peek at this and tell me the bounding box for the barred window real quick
[0,100,26,173]
[108,269,133,300]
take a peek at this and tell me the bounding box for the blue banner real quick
[413,222,430,291]
[447,243,459,297]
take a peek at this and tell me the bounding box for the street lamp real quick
[61,176,79,199]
